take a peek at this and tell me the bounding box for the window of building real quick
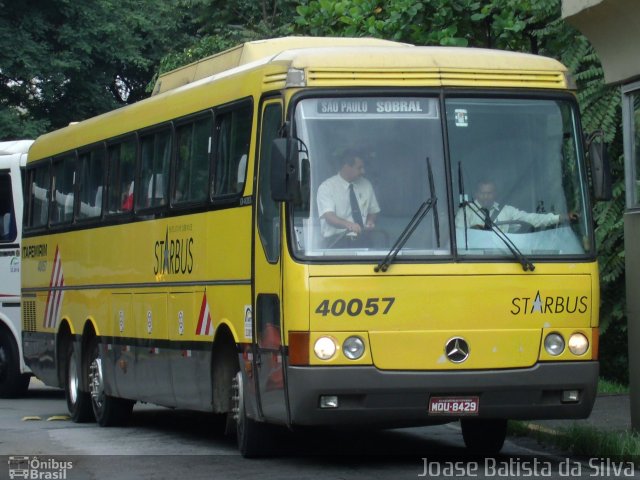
[633,91,640,207]
[623,83,640,209]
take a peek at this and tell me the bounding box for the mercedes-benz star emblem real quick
[445,337,470,363]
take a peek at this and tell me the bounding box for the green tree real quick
[0,0,192,139]
[153,0,299,78]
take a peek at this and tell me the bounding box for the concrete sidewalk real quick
[527,393,631,433]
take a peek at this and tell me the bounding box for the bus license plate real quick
[428,396,479,415]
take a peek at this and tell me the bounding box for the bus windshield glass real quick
[448,97,590,258]
[289,95,591,261]
[291,96,450,258]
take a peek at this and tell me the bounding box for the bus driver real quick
[456,179,579,232]
[316,149,380,247]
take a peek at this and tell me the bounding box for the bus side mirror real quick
[586,132,612,201]
[271,138,298,202]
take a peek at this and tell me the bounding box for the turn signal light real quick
[288,331,310,366]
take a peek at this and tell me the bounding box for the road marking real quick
[22,416,42,421]
[46,415,70,421]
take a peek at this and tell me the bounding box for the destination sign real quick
[316,98,435,115]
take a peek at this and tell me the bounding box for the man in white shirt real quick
[455,180,578,232]
[317,149,381,247]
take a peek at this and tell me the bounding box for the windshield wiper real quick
[462,200,535,272]
[375,157,439,273]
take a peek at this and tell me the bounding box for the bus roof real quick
[0,140,33,156]
[151,36,408,95]
[28,37,571,162]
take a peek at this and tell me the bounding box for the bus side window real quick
[212,103,252,198]
[138,129,171,209]
[26,163,50,228]
[257,102,282,262]
[0,172,16,241]
[174,115,212,204]
[77,146,106,220]
[50,154,75,225]
[107,139,136,214]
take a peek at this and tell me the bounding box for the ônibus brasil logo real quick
[8,456,73,479]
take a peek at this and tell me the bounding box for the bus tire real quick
[232,370,272,458]
[86,337,133,427]
[0,330,30,398]
[65,341,94,423]
[461,418,507,454]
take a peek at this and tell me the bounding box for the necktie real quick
[480,207,491,230]
[349,183,364,229]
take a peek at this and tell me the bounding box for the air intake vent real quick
[305,68,567,89]
[22,300,36,332]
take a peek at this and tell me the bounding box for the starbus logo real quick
[510,290,588,316]
[153,226,194,275]
[7,456,73,479]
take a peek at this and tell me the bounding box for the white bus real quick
[0,140,33,397]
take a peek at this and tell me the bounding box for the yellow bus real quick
[22,37,603,456]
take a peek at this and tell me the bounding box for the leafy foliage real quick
[151,0,298,82]
[0,0,193,138]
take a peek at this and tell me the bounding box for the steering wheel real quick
[494,220,535,234]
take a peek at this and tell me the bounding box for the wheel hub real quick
[68,352,79,405]
[231,372,241,421]
[89,357,104,408]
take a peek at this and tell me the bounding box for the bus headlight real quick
[544,333,565,356]
[314,337,337,360]
[343,336,365,360]
[568,333,589,355]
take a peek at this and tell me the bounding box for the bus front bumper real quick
[286,361,598,427]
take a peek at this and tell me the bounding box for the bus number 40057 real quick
[314,297,395,317]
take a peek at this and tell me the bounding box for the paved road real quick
[0,380,637,480]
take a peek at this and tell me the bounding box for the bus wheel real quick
[231,371,271,457]
[0,330,30,398]
[461,418,507,454]
[87,338,133,427]
[65,341,93,423]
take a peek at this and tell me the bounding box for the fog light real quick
[544,333,565,356]
[320,395,339,408]
[314,337,337,360]
[343,336,365,360]
[568,333,589,355]
[562,390,580,403]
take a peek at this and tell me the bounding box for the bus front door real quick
[252,100,287,424]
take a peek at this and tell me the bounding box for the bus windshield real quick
[448,97,590,258]
[291,96,450,258]
[289,95,591,261]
